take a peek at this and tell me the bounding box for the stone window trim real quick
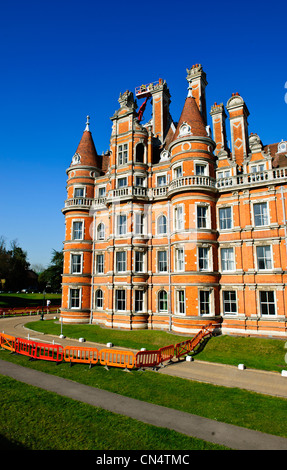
[70,251,83,275]
[68,287,82,310]
[174,287,186,315]
[198,287,214,316]
[71,219,85,241]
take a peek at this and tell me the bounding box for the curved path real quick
[1,314,287,450]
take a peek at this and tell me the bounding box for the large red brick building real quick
[61,65,287,338]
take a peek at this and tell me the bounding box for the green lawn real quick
[0,375,227,450]
[0,293,61,308]
[0,347,287,443]
[2,294,287,450]
[28,317,287,373]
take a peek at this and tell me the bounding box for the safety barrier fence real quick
[64,346,99,366]
[0,322,216,371]
[0,305,61,318]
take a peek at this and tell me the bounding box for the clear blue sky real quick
[0,0,286,269]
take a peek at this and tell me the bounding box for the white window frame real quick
[220,247,235,272]
[135,175,145,187]
[250,163,266,181]
[134,289,144,312]
[95,288,103,309]
[175,247,185,272]
[218,206,233,230]
[115,289,126,311]
[72,220,84,240]
[175,289,185,315]
[157,250,168,273]
[157,173,167,187]
[134,250,144,273]
[117,177,128,188]
[259,290,276,316]
[134,212,144,235]
[196,203,210,229]
[253,201,269,227]
[96,253,104,274]
[69,287,81,309]
[97,222,105,240]
[158,289,168,313]
[173,164,183,179]
[199,289,213,316]
[73,185,86,198]
[198,246,210,271]
[157,214,167,235]
[256,245,273,271]
[174,205,184,231]
[98,186,106,197]
[222,290,237,315]
[195,162,208,176]
[70,252,83,274]
[117,214,127,236]
[116,250,127,273]
[118,143,128,165]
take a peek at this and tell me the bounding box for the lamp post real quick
[41,283,51,320]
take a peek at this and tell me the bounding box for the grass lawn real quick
[0,293,61,308]
[0,347,287,443]
[28,317,287,373]
[1,294,287,450]
[0,375,227,450]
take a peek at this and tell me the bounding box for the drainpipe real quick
[89,211,96,324]
[281,186,287,266]
[168,200,172,331]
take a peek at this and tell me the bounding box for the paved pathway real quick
[1,314,287,450]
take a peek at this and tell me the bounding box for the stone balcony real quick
[106,186,148,201]
[217,167,287,191]
[63,197,94,212]
[63,167,287,212]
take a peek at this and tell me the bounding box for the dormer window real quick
[178,122,192,137]
[278,141,287,153]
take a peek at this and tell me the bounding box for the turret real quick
[61,117,100,324]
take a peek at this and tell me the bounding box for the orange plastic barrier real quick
[34,342,63,362]
[15,338,37,358]
[159,344,174,363]
[175,339,191,359]
[0,333,17,352]
[15,338,63,362]
[135,349,161,369]
[99,348,135,369]
[64,346,99,365]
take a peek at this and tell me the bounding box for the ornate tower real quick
[226,92,250,169]
[61,117,101,323]
[166,80,218,332]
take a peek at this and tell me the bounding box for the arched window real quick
[157,215,167,235]
[95,289,103,309]
[135,143,145,163]
[97,223,105,240]
[158,290,168,312]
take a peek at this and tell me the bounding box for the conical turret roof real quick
[172,95,207,142]
[71,116,100,169]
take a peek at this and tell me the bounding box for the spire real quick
[85,115,90,131]
[71,116,100,169]
[171,95,208,142]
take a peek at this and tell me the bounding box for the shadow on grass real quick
[0,433,27,450]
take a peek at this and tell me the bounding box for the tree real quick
[0,238,31,291]
[38,249,63,292]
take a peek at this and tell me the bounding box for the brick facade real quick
[61,67,287,338]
